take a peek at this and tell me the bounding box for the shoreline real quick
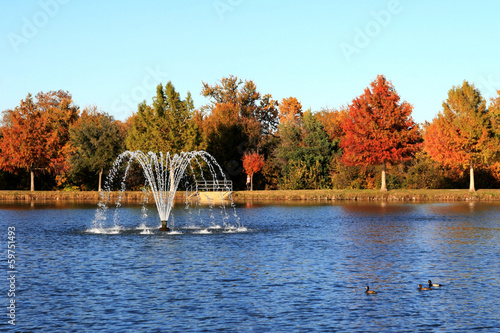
[233,189,500,202]
[1,189,500,203]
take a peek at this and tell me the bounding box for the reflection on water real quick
[0,201,499,332]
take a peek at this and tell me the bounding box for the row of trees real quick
[1,75,499,192]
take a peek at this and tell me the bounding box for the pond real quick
[1,201,499,332]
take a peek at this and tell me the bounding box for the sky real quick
[1,0,499,124]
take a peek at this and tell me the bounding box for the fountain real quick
[94,150,236,232]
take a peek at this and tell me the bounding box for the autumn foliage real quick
[424,81,499,191]
[0,91,78,191]
[279,97,303,126]
[316,108,348,142]
[242,152,265,190]
[341,75,422,191]
[1,75,500,191]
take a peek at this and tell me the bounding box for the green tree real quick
[126,82,199,154]
[275,109,336,189]
[68,106,126,191]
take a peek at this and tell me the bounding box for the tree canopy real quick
[341,75,422,191]
[424,81,499,191]
[68,106,125,191]
[0,90,78,191]
[273,105,337,189]
[242,151,265,191]
[1,76,500,191]
[202,75,279,142]
[126,82,199,154]
[200,75,278,186]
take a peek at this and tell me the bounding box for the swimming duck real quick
[428,280,443,287]
[365,286,377,294]
[418,284,431,291]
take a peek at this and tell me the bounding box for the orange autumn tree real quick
[424,81,498,191]
[489,89,500,140]
[278,97,303,126]
[0,91,78,191]
[201,102,245,175]
[242,151,264,191]
[341,75,422,191]
[315,107,348,143]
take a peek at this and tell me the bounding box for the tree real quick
[201,102,245,178]
[273,104,336,189]
[278,97,303,125]
[200,75,278,187]
[0,91,78,191]
[201,75,279,144]
[68,106,126,191]
[126,82,199,154]
[489,90,500,138]
[341,75,422,191]
[488,91,500,183]
[315,107,348,143]
[242,152,265,191]
[38,90,80,186]
[424,81,498,191]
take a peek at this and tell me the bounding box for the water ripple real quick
[1,202,499,331]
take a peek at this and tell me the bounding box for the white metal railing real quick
[187,180,233,197]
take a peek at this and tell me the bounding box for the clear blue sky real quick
[1,0,499,124]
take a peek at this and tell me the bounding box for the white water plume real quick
[92,150,241,232]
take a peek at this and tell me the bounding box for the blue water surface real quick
[1,201,499,332]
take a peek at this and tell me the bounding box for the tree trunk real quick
[250,174,253,191]
[30,168,35,192]
[98,168,103,192]
[469,162,476,192]
[380,162,387,192]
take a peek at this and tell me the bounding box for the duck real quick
[428,280,443,287]
[365,286,377,294]
[418,284,432,291]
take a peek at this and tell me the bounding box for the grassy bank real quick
[232,189,500,202]
[1,189,500,203]
[0,191,153,202]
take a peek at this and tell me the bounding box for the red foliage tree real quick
[341,75,422,191]
[0,91,78,191]
[242,151,265,191]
